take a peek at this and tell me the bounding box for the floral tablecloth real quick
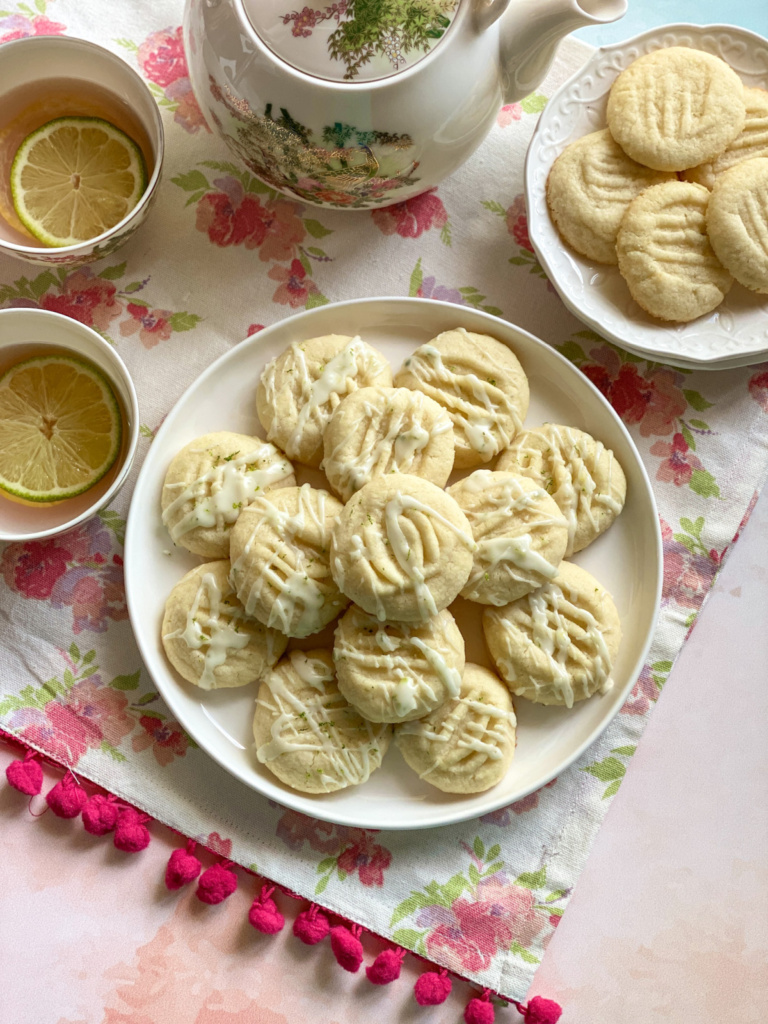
[1,0,768,1004]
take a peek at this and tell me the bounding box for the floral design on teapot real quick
[279,0,459,81]
[207,75,421,208]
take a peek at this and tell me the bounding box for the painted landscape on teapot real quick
[207,76,421,208]
[250,0,460,82]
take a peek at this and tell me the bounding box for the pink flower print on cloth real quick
[372,188,449,242]
[134,26,208,134]
[0,0,65,44]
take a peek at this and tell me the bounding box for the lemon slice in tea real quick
[10,116,147,247]
[0,354,122,502]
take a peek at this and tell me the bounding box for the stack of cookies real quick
[160,330,626,797]
[546,46,768,322]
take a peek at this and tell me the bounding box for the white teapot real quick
[184,0,626,209]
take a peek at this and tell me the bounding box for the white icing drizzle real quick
[231,484,335,637]
[163,572,250,690]
[510,425,622,555]
[323,391,451,496]
[163,443,293,542]
[256,652,387,788]
[399,692,516,773]
[402,331,522,456]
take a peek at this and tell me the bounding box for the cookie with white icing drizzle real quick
[162,561,287,690]
[229,484,349,638]
[330,474,476,623]
[483,561,622,709]
[393,328,529,469]
[447,471,568,605]
[497,424,626,555]
[161,432,295,558]
[333,605,465,723]
[256,334,392,468]
[322,386,454,502]
[395,663,516,794]
[253,649,392,794]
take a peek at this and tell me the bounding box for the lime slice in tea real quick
[10,115,147,247]
[0,354,122,502]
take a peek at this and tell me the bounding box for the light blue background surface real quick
[575,1,768,46]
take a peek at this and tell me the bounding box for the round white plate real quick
[525,24,768,371]
[125,298,662,829]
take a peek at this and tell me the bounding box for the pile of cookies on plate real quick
[160,330,626,797]
[547,45,768,322]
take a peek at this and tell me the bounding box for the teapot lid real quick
[242,0,461,84]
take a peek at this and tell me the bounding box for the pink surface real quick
[2,488,766,1024]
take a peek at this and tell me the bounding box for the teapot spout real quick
[486,0,627,105]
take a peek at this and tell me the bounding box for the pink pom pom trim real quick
[519,996,563,1024]
[165,840,202,890]
[293,904,330,945]
[82,794,119,836]
[5,750,43,795]
[46,772,87,819]
[196,861,237,904]
[465,990,495,1024]
[330,923,364,973]
[113,807,151,852]
[415,969,452,1006]
[248,885,285,934]
[366,947,406,985]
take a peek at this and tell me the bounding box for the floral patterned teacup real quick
[0,308,139,542]
[0,35,164,267]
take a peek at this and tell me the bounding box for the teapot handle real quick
[474,0,513,30]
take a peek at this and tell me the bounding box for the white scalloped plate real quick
[525,24,768,370]
[125,298,661,829]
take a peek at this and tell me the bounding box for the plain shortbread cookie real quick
[162,561,287,690]
[685,87,768,189]
[706,156,768,294]
[606,47,746,172]
[546,129,675,264]
[483,561,622,709]
[322,386,454,502]
[616,180,733,322]
[161,432,295,558]
[253,650,391,794]
[330,474,475,623]
[395,663,516,794]
[256,334,392,468]
[394,328,529,468]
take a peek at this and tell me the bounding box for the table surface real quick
[2,5,768,1024]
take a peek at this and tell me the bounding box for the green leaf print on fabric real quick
[581,745,636,799]
[173,164,334,311]
[483,194,547,278]
[407,258,502,315]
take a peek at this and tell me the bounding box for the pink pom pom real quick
[248,885,285,934]
[196,861,237,904]
[6,751,42,795]
[113,807,151,852]
[46,773,87,818]
[414,969,452,1006]
[165,840,202,890]
[293,904,330,945]
[465,992,495,1024]
[330,924,364,973]
[522,996,562,1024]
[366,947,406,985]
[82,794,118,836]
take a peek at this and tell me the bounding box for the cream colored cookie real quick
[483,561,622,709]
[253,650,391,794]
[497,424,627,555]
[685,88,768,188]
[706,157,768,293]
[447,471,568,606]
[162,561,287,690]
[330,474,475,623]
[229,484,348,638]
[322,386,454,502]
[606,47,746,172]
[161,432,295,558]
[393,329,529,469]
[616,181,732,322]
[395,663,516,794]
[333,605,465,723]
[256,334,392,468]
[546,129,675,265]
